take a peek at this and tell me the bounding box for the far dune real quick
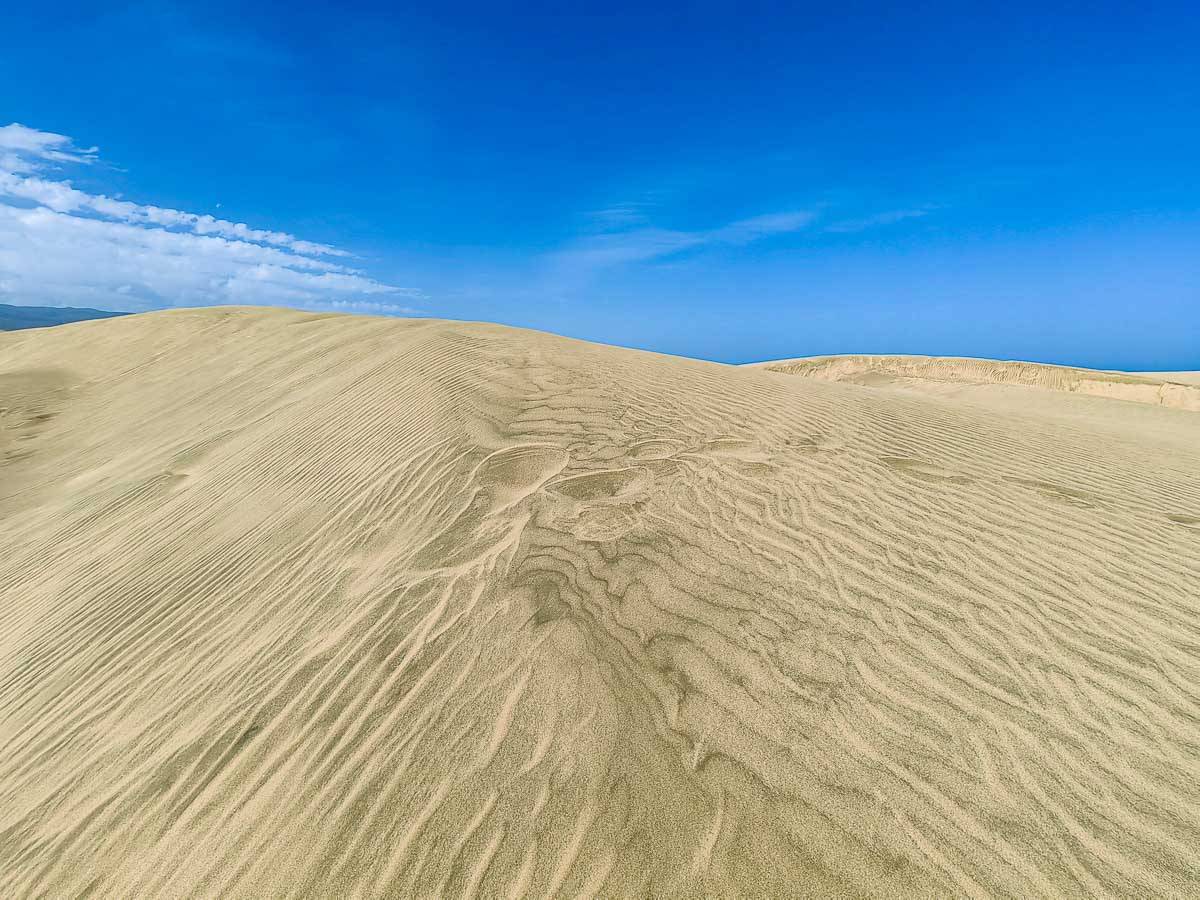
[1145,370,1200,387]
[1,308,1198,897]
[750,353,1200,412]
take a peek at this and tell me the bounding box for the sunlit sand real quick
[1,307,1197,896]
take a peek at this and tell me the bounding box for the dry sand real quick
[0,307,1198,897]
[752,354,1200,412]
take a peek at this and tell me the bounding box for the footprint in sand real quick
[1005,477,1098,509]
[544,466,654,542]
[881,456,972,485]
[629,439,682,460]
[548,466,649,501]
[693,438,768,460]
[680,437,778,475]
[781,435,829,454]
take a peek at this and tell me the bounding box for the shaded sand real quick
[1,308,1198,897]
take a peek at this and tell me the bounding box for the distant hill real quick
[0,303,125,331]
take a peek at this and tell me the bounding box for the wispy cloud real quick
[553,209,818,273]
[584,202,652,230]
[0,123,416,312]
[709,211,819,243]
[543,200,937,295]
[823,207,933,233]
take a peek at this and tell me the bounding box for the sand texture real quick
[1,307,1198,897]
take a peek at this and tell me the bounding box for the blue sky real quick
[1,1,1198,367]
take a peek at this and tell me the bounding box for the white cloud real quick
[0,123,98,173]
[0,205,411,311]
[0,123,415,312]
[0,171,349,257]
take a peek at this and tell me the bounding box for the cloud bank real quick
[0,124,415,313]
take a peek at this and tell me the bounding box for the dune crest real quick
[1,308,1198,897]
[756,354,1200,411]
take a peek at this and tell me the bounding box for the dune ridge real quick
[1,307,1198,897]
[755,354,1200,412]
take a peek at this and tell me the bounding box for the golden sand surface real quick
[1,307,1198,896]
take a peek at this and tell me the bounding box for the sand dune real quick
[1146,371,1200,387]
[1,307,1198,897]
[753,354,1200,412]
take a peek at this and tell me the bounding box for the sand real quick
[1145,371,1200,387]
[751,354,1200,412]
[0,307,1197,897]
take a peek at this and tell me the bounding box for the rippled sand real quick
[1,307,1198,896]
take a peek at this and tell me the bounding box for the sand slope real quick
[1,308,1198,897]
